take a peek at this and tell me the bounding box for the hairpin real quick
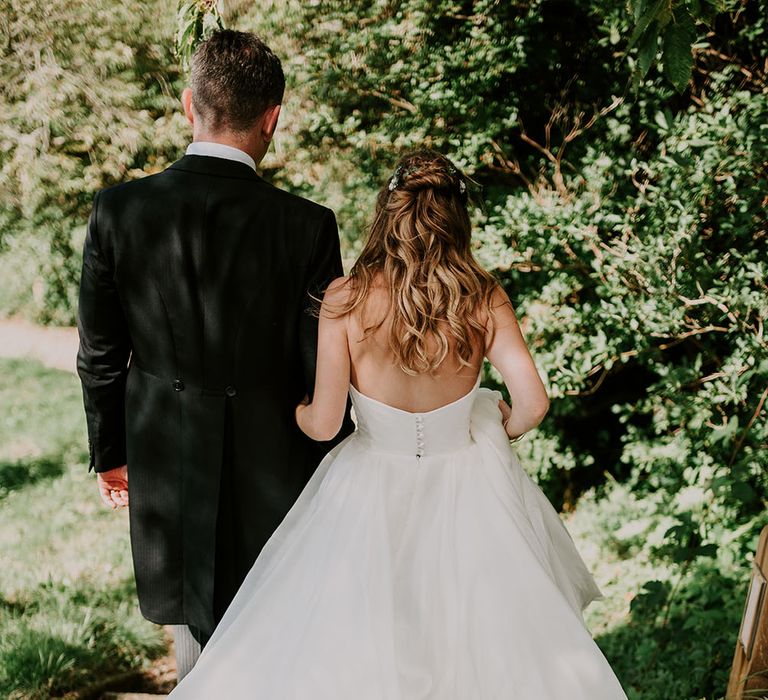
[388,161,466,194]
[446,164,467,194]
[387,166,402,192]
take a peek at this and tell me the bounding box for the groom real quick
[76,30,353,677]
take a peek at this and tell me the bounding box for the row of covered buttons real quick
[172,380,237,397]
[415,414,425,458]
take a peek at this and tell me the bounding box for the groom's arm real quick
[76,191,132,474]
[298,209,355,446]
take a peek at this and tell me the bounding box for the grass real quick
[0,358,166,699]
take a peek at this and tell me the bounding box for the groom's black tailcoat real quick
[76,154,354,640]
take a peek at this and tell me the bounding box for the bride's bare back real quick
[347,284,483,413]
[295,275,549,441]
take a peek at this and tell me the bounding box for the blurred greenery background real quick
[1,0,766,698]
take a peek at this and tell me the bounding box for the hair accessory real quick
[445,164,467,194]
[388,162,467,195]
[387,165,403,192]
[388,164,420,191]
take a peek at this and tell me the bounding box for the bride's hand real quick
[295,394,310,424]
[498,399,525,442]
[498,399,512,425]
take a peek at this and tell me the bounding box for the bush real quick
[0,0,189,323]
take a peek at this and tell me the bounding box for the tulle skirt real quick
[169,389,627,699]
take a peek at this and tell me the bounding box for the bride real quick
[169,150,628,698]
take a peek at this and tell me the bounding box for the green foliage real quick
[278,0,766,508]
[570,479,764,698]
[0,0,189,323]
[626,0,724,92]
[175,0,225,70]
[600,562,748,698]
[0,359,166,697]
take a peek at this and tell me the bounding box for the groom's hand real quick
[96,465,129,509]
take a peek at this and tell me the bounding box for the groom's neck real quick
[192,129,265,165]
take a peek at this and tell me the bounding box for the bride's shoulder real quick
[477,283,518,347]
[325,275,352,299]
[319,276,354,320]
[488,283,513,312]
[475,283,513,322]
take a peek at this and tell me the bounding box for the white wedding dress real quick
[170,375,628,699]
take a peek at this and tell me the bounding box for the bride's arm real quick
[484,285,550,439]
[295,277,351,441]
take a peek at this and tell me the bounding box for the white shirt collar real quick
[185,141,257,172]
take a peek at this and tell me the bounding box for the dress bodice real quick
[348,375,481,458]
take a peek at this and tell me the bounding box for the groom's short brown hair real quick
[190,29,285,132]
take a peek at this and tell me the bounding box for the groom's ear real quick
[181,88,195,126]
[261,104,281,143]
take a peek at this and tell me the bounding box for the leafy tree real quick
[269,0,767,520]
[627,0,726,91]
[0,0,189,322]
[175,0,224,69]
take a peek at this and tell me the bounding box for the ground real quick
[0,319,172,699]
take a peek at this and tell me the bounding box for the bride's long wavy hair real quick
[334,150,498,375]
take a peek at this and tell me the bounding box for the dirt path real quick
[0,317,79,373]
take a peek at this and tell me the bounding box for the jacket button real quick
[225,385,237,397]
[173,379,185,392]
